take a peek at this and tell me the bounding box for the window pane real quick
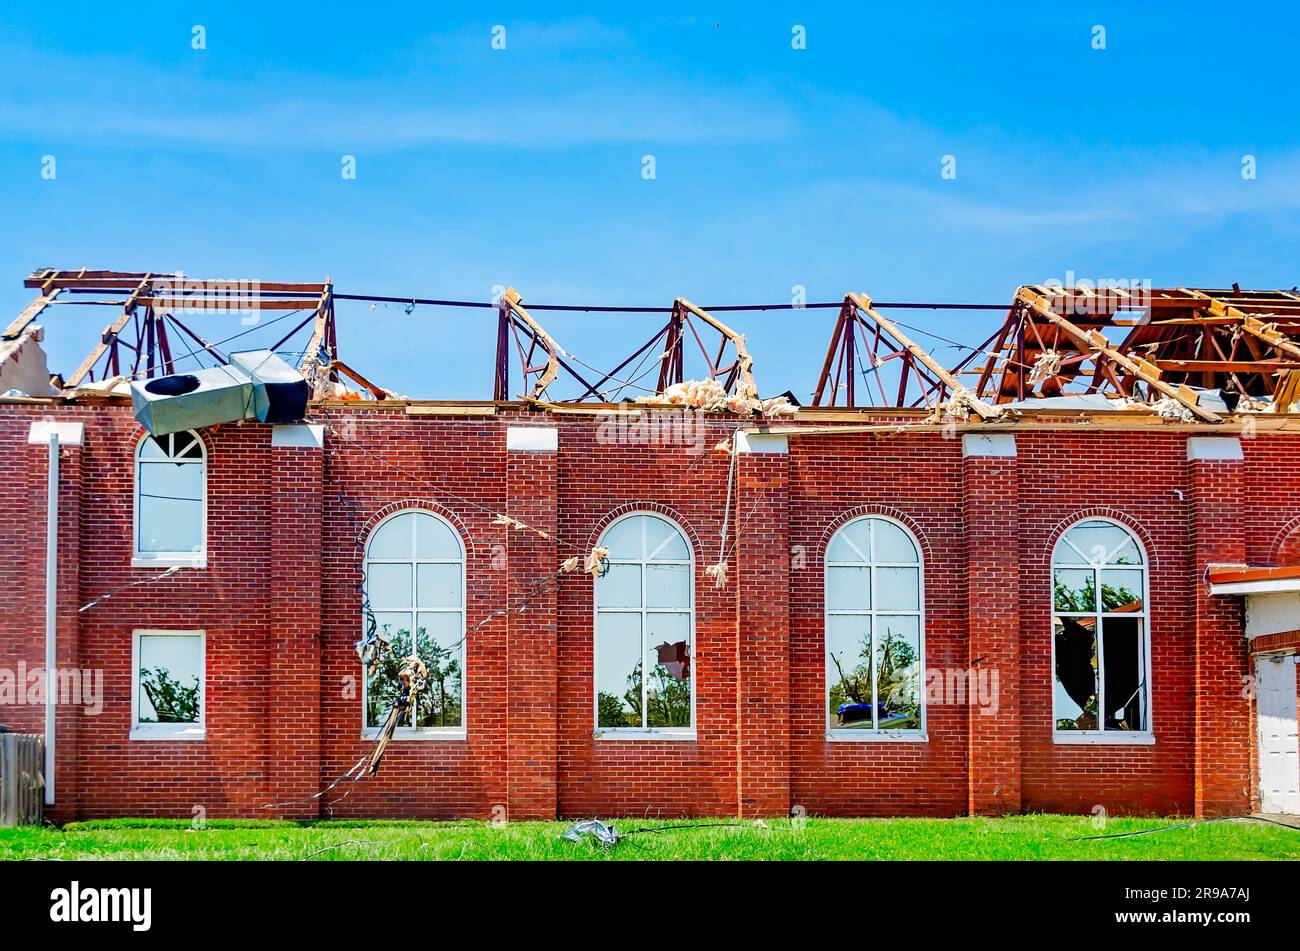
[1051,535,1088,566]
[138,635,201,724]
[875,616,921,730]
[366,616,412,728]
[1100,569,1143,613]
[646,613,691,727]
[645,517,689,560]
[601,517,643,560]
[827,615,873,729]
[873,520,918,563]
[416,612,463,728]
[645,563,689,608]
[1108,536,1143,566]
[1053,616,1098,731]
[138,436,168,460]
[414,514,460,559]
[596,612,642,728]
[826,566,870,610]
[827,520,870,563]
[876,567,920,611]
[367,513,412,559]
[1102,617,1146,731]
[1053,568,1095,613]
[417,563,461,609]
[597,564,641,608]
[137,462,202,553]
[1064,520,1131,566]
[367,563,411,609]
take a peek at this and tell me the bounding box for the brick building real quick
[1,275,1298,822]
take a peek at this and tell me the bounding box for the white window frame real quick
[824,515,927,742]
[360,508,467,741]
[1050,516,1154,745]
[132,430,208,569]
[593,511,697,740]
[130,629,206,741]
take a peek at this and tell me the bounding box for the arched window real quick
[134,430,206,566]
[825,516,924,735]
[362,509,466,736]
[594,513,694,734]
[1051,518,1149,737]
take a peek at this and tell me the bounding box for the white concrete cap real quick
[27,421,84,446]
[506,426,558,451]
[961,432,1016,457]
[1186,436,1244,460]
[271,423,325,449]
[734,431,789,454]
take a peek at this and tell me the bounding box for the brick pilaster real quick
[1187,437,1250,817]
[504,426,559,819]
[268,425,324,817]
[961,433,1021,815]
[734,432,791,817]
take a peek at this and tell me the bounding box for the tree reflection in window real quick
[1052,519,1148,734]
[136,633,202,725]
[825,516,924,733]
[362,510,465,732]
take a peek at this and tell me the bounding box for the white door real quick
[1257,653,1300,815]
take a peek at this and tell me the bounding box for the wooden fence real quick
[0,733,44,826]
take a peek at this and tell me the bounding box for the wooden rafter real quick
[1015,287,1221,422]
[847,293,1000,419]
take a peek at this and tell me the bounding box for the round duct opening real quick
[144,374,201,396]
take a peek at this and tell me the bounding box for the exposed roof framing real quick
[16,268,392,399]
[812,292,1000,419]
[17,269,1300,419]
[954,285,1300,420]
[493,288,760,403]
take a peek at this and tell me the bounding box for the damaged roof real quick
[5,269,1300,427]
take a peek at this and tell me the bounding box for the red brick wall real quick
[0,402,1290,820]
[555,417,739,818]
[964,440,1021,815]
[787,433,969,817]
[1017,434,1196,816]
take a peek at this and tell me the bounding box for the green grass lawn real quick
[1,814,1297,860]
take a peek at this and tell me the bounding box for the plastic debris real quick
[704,562,728,588]
[561,819,621,849]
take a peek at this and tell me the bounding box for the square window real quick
[132,630,205,740]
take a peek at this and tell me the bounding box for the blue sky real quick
[2,2,1297,399]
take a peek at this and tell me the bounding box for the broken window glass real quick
[646,613,691,727]
[1053,616,1098,730]
[1102,617,1146,731]
[595,514,694,731]
[1051,520,1148,734]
